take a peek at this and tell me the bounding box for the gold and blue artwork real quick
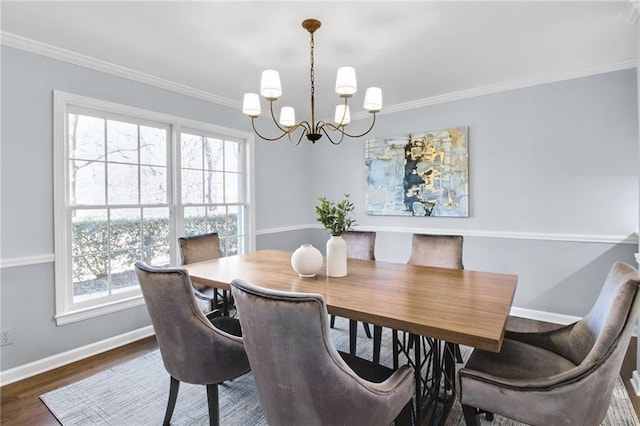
[365,127,469,217]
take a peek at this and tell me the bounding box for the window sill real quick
[55,295,146,326]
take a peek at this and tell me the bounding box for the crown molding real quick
[623,1,640,24]
[371,58,637,117]
[0,31,242,110]
[2,31,636,121]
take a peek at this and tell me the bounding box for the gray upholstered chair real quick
[135,262,250,426]
[178,232,231,315]
[230,278,415,426]
[343,230,377,260]
[458,262,640,426]
[330,230,383,362]
[398,234,465,363]
[407,233,464,269]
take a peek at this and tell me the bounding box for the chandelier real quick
[242,18,382,145]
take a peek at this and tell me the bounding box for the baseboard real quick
[509,306,582,325]
[0,325,154,386]
[632,371,640,396]
[510,306,639,339]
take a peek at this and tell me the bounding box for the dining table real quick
[183,249,518,425]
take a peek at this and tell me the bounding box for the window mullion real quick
[137,124,144,272]
[170,124,181,265]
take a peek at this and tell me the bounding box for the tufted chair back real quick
[135,262,249,385]
[231,278,415,426]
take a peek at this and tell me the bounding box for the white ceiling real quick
[1,1,637,120]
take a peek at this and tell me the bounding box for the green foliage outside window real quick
[71,214,238,295]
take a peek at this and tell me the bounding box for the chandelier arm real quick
[283,121,312,135]
[249,117,291,142]
[286,128,307,146]
[262,99,313,141]
[319,125,346,145]
[323,113,378,138]
[321,122,345,133]
[297,120,313,133]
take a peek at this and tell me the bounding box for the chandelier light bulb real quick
[242,93,261,117]
[335,66,357,97]
[334,105,351,125]
[279,107,296,127]
[260,70,282,100]
[364,87,383,112]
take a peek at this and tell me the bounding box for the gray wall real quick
[307,69,638,316]
[0,46,309,371]
[309,70,638,236]
[1,44,638,374]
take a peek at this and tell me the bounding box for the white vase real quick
[326,235,347,277]
[291,244,323,277]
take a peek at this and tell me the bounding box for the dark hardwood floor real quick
[1,336,158,425]
[1,322,639,425]
[622,336,640,418]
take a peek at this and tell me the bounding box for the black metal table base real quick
[393,331,458,426]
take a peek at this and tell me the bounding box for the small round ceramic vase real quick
[291,244,323,277]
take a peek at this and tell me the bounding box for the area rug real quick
[41,317,639,425]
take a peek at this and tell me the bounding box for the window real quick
[179,131,246,255]
[54,92,254,325]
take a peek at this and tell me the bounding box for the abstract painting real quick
[365,127,469,217]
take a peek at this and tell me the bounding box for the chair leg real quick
[373,325,382,364]
[330,314,336,329]
[394,399,414,426]
[206,383,220,426]
[221,290,229,316]
[462,404,481,426]
[349,319,357,355]
[163,376,180,426]
[362,322,372,338]
[213,291,220,313]
[392,329,399,369]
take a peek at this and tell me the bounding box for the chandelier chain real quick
[310,32,315,102]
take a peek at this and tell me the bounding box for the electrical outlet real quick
[1,328,13,346]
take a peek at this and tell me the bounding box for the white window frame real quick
[177,127,250,256]
[53,91,255,325]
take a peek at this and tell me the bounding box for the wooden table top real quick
[184,249,518,353]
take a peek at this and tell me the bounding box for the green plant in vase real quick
[315,194,356,236]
